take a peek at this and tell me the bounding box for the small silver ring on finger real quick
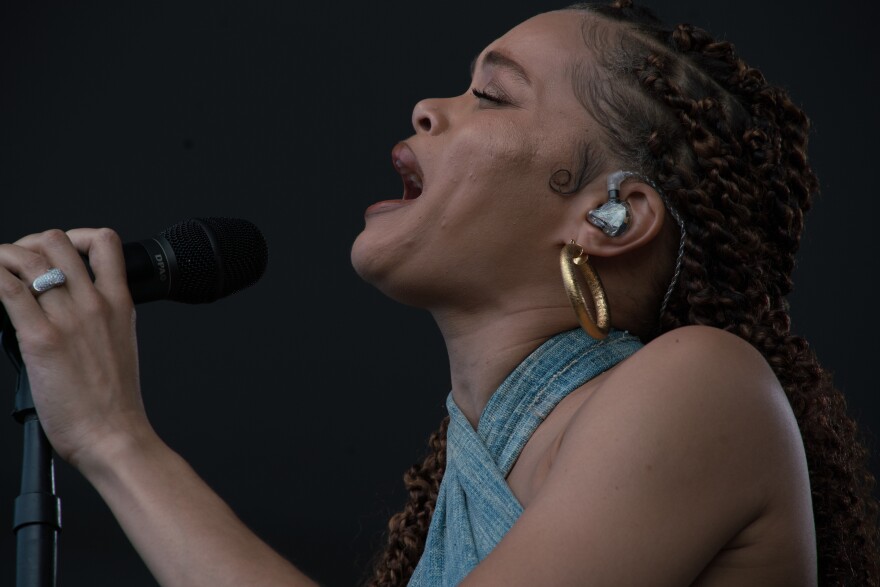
[31,267,67,295]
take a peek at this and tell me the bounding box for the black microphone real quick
[122,217,268,304]
[1,217,269,331]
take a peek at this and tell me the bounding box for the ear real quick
[572,180,666,257]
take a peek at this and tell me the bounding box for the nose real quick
[411,97,450,135]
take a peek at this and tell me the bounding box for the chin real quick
[350,231,401,295]
[350,232,431,308]
[350,231,385,285]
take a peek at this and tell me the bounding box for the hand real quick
[0,228,150,469]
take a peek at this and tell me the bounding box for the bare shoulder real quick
[596,325,793,432]
[576,325,807,489]
[464,326,815,585]
[597,323,807,466]
[619,324,778,389]
[569,322,800,458]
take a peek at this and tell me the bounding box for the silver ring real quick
[31,268,67,295]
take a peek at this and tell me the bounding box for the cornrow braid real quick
[573,3,879,584]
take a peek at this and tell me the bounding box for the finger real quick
[15,229,94,297]
[0,242,55,284]
[65,228,130,302]
[0,264,52,335]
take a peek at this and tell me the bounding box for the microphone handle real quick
[0,238,176,334]
[122,238,177,304]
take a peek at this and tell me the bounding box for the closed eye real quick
[471,87,508,106]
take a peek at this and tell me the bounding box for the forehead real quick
[478,11,592,89]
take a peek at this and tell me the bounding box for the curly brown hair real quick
[366,2,880,585]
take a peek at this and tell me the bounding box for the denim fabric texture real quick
[408,328,643,586]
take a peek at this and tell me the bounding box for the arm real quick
[79,428,317,587]
[0,228,317,587]
[462,326,815,586]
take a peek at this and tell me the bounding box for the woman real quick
[0,2,876,586]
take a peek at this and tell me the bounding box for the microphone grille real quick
[200,217,269,296]
[159,217,268,303]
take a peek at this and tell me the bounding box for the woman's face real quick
[351,11,607,310]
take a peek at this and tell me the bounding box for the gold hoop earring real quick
[560,241,610,340]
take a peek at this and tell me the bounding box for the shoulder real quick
[466,327,809,585]
[599,325,789,424]
[556,324,805,518]
[462,327,810,584]
[622,324,776,386]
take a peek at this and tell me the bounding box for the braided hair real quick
[366,2,880,585]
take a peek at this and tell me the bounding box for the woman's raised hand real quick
[0,228,149,471]
[0,228,317,587]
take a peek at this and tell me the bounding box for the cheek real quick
[469,120,538,170]
[446,122,543,206]
[436,138,565,250]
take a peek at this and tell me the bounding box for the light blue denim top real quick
[408,328,643,587]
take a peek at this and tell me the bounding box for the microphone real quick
[122,217,268,304]
[1,217,269,331]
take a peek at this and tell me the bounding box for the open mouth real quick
[392,143,424,200]
[400,168,423,200]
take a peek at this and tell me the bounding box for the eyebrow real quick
[469,50,532,86]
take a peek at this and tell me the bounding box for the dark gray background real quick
[1,1,877,585]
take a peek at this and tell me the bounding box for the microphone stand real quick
[2,319,60,587]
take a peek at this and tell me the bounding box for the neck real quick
[432,302,577,429]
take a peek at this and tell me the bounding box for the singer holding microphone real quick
[1,2,878,586]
